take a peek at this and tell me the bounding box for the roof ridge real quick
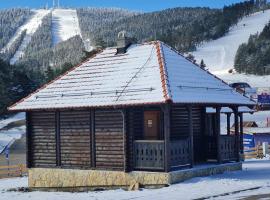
[8,49,103,111]
[154,41,172,102]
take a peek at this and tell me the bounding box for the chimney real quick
[116,31,136,54]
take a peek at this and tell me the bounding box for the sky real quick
[0,0,246,12]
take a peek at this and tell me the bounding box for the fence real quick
[244,145,270,159]
[0,164,27,178]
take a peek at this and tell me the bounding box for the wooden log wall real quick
[95,110,124,170]
[30,112,56,167]
[170,105,204,162]
[59,110,91,168]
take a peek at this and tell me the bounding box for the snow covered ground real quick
[1,9,50,65]
[0,113,26,153]
[51,9,82,45]
[0,160,270,200]
[192,9,270,87]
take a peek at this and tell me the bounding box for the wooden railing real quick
[220,135,237,162]
[170,138,191,168]
[0,164,27,178]
[134,140,164,170]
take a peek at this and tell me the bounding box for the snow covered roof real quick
[9,41,254,111]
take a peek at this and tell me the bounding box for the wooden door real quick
[144,111,160,140]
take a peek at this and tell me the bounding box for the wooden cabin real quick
[9,34,254,188]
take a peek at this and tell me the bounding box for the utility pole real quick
[52,0,55,8]
[58,0,60,8]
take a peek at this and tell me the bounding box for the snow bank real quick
[0,113,26,153]
[51,9,82,45]
[0,160,270,200]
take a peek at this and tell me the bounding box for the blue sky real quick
[0,0,245,12]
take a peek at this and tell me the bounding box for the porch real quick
[129,105,242,172]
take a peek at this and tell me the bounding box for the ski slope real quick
[1,9,50,65]
[192,9,270,87]
[51,9,82,45]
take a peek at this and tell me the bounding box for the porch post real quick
[163,104,171,172]
[226,113,231,135]
[187,105,194,168]
[216,107,221,164]
[233,107,240,162]
[26,112,33,168]
[121,109,128,172]
[239,112,244,161]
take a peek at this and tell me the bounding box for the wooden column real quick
[187,105,194,168]
[55,111,61,166]
[216,107,221,164]
[239,112,244,161]
[121,109,128,172]
[227,113,231,135]
[163,104,171,172]
[90,109,96,168]
[233,107,240,162]
[26,112,33,168]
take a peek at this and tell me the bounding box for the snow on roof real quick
[9,41,254,111]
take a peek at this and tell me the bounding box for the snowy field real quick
[0,160,270,200]
[192,9,270,87]
[0,113,25,153]
[51,9,82,45]
[2,9,50,65]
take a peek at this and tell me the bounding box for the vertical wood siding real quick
[95,110,124,170]
[60,110,91,168]
[31,112,56,167]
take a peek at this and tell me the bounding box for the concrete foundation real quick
[29,162,242,190]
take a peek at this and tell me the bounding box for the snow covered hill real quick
[1,9,50,65]
[1,8,85,65]
[51,9,82,45]
[192,9,270,87]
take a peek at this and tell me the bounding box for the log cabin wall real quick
[170,105,204,162]
[94,110,124,170]
[29,112,57,168]
[59,110,91,168]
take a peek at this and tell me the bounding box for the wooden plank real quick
[187,105,194,167]
[216,107,221,163]
[163,104,171,172]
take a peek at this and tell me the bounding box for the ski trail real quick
[192,9,270,73]
[51,9,82,45]
[1,9,50,64]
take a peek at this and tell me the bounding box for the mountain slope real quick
[51,9,82,45]
[191,9,270,87]
[192,9,270,73]
[3,9,50,65]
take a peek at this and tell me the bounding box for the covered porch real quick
[130,104,244,172]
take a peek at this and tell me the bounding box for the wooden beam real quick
[163,104,171,172]
[216,107,221,164]
[233,107,240,162]
[187,105,194,168]
[121,109,128,172]
[227,113,231,136]
[90,109,96,168]
[26,112,32,168]
[55,111,61,166]
[239,112,244,161]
